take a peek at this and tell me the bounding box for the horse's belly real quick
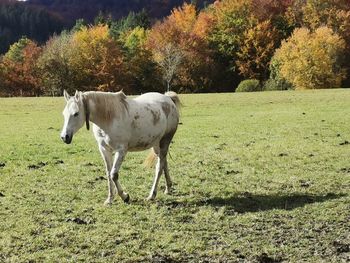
[127,128,162,151]
[128,145,153,152]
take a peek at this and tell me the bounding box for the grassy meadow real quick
[0,90,349,262]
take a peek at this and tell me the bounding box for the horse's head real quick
[60,90,89,144]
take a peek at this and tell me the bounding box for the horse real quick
[60,90,180,205]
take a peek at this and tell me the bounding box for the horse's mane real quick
[83,91,129,122]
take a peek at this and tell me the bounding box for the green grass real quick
[0,90,349,262]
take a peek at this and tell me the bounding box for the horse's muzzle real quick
[61,134,73,144]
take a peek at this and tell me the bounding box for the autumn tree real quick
[0,38,42,96]
[147,3,218,92]
[302,0,350,30]
[273,26,346,90]
[39,31,78,96]
[302,0,350,86]
[207,0,255,68]
[200,0,264,89]
[236,20,281,82]
[153,43,183,92]
[4,37,31,62]
[71,25,128,92]
[251,0,295,38]
[119,26,161,93]
[285,0,350,48]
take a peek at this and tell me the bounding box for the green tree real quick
[119,26,161,93]
[110,9,151,38]
[0,1,63,54]
[207,0,255,70]
[94,11,113,26]
[72,19,87,32]
[4,37,30,62]
[264,58,293,91]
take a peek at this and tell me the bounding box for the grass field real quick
[0,90,349,262]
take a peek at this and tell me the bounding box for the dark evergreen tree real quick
[0,0,64,54]
[109,9,151,38]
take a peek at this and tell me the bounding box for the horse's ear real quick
[63,90,70,102]
[74,90,80,102]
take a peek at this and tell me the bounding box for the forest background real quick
[0,0,349,96]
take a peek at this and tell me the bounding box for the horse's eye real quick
[73,112,79,117]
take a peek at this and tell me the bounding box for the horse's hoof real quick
[123,194,130,204]
[164,189,172,195]
[104,200,112,206]
[146,193,156,201]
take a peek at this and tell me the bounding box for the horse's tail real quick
[165,91,181,110]
[143,148,157,168]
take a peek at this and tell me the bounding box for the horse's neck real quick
[84,92,127,131]
[85,93,108,130]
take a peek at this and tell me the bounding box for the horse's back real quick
[134,92,172,104]
[132,92,179,128]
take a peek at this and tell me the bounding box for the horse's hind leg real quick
[162,132,175,194]
[147,146,164,200]
[148,133,174,200]
[163,158,172,194]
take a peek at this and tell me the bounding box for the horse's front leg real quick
[99,146,115,206]
[110,149,130,203]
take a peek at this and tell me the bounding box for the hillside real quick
[0,0,64,53]
[0,0,213,54]
[25,0,214,26]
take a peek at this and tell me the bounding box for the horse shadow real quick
[163,192,346,213]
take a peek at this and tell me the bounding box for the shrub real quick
[263,78,293,91]
[236,79,261,92]
[263,57,294,91]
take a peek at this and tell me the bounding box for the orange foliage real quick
[147,3,217,91]
[193,11,216,39]
[169,3,197,34]
[1,41,42,96]
[237,20,281,81]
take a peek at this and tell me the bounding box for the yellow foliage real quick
[119,26,149,51]
[72,25,109,63]
[303,0,350,30]
[211,0,253,19]
[70,25,126,91]
[274,26,346,90]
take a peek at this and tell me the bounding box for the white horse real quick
[60,90,180,205]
